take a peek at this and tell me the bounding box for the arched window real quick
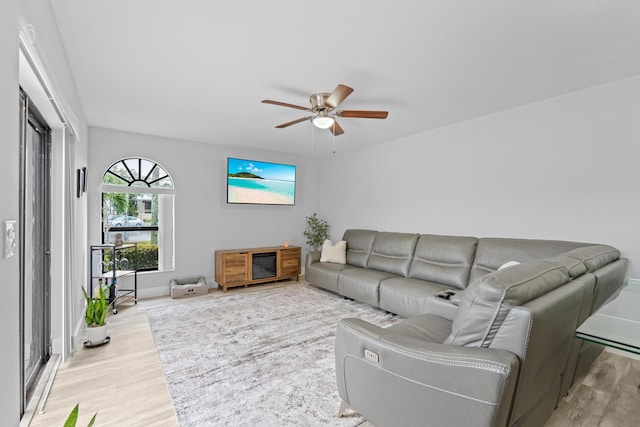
[101,158,175,271]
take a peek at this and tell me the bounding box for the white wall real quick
[0,1,88,423]
[21,0,89,356]
[317,75,640,278]
[88,127,318,297]
[0,1,22,423]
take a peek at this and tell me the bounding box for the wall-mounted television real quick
[227,157,296,205]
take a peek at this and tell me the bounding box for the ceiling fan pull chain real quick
[332,122,336,154]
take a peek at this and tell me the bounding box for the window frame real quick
[100,158,175,273]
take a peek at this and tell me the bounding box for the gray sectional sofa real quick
[305,229,627,427]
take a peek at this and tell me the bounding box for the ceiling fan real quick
[261,84,388,136]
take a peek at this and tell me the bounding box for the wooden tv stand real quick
[214,245,301,292]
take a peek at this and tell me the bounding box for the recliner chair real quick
[334,258,598,427]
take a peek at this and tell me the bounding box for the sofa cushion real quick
[337,267,397,307]
[447,260,570,347]
[320,239,347,264]
[408,234,478,289]
[379,277,451,318]
[546,254,586,278]
[469,238,588,283]
[366,232,419,277]
[343,229,378,268]
[305,261,352,293]
[563,244,620,273]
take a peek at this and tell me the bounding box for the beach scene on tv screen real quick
[227,158,296,205]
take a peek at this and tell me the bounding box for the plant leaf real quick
[87,412,98,427]
[63,403,79,427]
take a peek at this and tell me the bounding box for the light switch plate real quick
[4,220,17,259]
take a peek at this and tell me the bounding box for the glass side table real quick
[575,281,640,355]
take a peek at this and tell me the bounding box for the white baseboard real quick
[51,337,62,355]
[138,285,171,299]
[138,276,306,300]
[71,316,85,356]
[52,316,87,359]
[626,277,640,287]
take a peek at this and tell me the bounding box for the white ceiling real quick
[50,1,640,157]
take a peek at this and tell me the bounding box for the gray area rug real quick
[147,283,399,426]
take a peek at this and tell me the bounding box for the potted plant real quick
[303,213,329,251]
[82,282,109,345]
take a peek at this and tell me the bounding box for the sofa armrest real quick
[422,294,459,321]
[305,250,321,268]
[336,318,519,427]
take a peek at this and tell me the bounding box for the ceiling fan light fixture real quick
[263,84,388,137]
[312,112,335,129]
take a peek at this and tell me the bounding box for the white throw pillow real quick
[498,260,521,270]
[320,240,347,264]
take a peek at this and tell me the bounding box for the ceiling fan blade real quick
[327,120,345,136]
[325,84,354,109]
[262,99,311,111]
[275,117,312,128]
[337,110,389,119]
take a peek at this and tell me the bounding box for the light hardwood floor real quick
[26,282,639,427]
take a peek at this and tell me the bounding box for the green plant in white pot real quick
[82,282,109,345]
[303,213,329,251]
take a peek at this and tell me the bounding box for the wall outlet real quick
[3,220,17,259]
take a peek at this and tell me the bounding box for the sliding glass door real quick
[19,89,52,415]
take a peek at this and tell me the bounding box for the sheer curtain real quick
[63,126,75,361]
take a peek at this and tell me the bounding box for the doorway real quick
[19,88,52,416]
